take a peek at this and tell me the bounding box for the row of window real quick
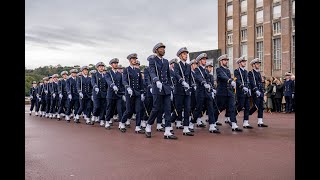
[225,36,295,72]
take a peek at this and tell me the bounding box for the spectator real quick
[274,78,284,112]
[270,77,276,112]
[291,75,295,112]
[264,79,273,113]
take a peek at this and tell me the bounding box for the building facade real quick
[218,0,295,78]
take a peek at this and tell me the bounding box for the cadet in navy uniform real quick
[39,77,48,117]
[248,58,268,127]
[168,58,179,130]
[193,53,220,133]
[29,81,38,115]
[189,59,198,131]
[283,72,294,113]
[172,47,194,136]
[57,71,68,120]
[65,69,80,123]
[88,70,96,122]
[234,56,253,129]
[49,74,59,119]
[91,62,108,126]
[35,81,43,116]
[145,43,177,139]
[119,53,145,134]
[45,76,52,118]
[105,58,124,129]
[214,54,242,132]
[77,66,93,124]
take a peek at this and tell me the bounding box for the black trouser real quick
[66,98,80,116]
[92,98,106,120]
[58,98,67,114]
[121,95,141,126]
[30,99,36,112]
[105,98,123,122]
[35,98,41,112]
[170,94,191,126]
[142,96,153,121]
[214,95,235,123]
[274,98,282,112]
[45,97,51,113]
[236,96,250,121]
[194,95,216,125]
[147,94,171,127]
[40,97,46,112]
[50,96,58,114]
[285,96,292,113]
[249,95,264,118]
[78,98,92,117]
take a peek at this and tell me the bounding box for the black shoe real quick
[90,122,94,125]
[164,135,178,140]
[40,115,42,117]
[197,123,206,128]
[29,113,32,116]
[243,125,253,129]
[183,132,194,136]
[232,128,243,132]
[57,118,61,121]
[75,119,80,123]
[209,129,221,134]
[105,126,111,130]
[176,126,183,129]
[145,132,151,138]
[67,120,70,123]
[125,124,131,128]
[258,124,268,127]
[161,124,165,128]
[216,122,222,126]
[170,130,175,134]
[189,128,194,132]
[109,122,113,126]
[225,121,232,127]
[156,128,165,132]
[120,128,126,133]
[135,129,145,134]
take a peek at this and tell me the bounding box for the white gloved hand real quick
[204,83,210,89]
[52,93,56,98]
[122,95,126,102]
[127,87,133,96]
[38,97,41,102]
[292,94,294,98]
[30,96,33,100]
[231,81,236,88]
[94,87,99,93]
[212,89,216,94]
[44,90,48,94]
[182,81,190,89]
[68,94,72,100]
[255,90,261,97]
[243,87,249,92]
[91,95,94,101]
[170,91,173,101]
[248,89,252,96]
[150,88,152,94]
[113,85,118,92]
[36,94,39,98]
[79,92,83,98]
[211,92,215,99]
[193,85,197,91]
[59,94,63,98]
[156,81,162,90]
[141,94,145,102]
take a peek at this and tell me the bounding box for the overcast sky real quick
[25,0,218,69]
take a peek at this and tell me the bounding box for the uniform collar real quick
[253,68,260,72]
[239,67,245,71]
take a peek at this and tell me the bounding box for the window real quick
[227,5,233,17]
[273,38,281,70]
[273,21,281,35]
[256,41,264,71]
[241,44,248,68]
[256,26,263,38]
[292,18,295,31]
[227,33,233,44]
[273,5,281,19]
[256,0,263,8]
[292,1,295,15]
[273,0,281,3]
[292,36,295,63]
[241,29,247,41]
[227,47,233,72]
[241,15,247,27]
[227,19,233,30]
[227,0,233,2]
[256,10,263,23]
[241,0,247,12]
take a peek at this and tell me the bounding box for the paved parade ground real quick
[25,105,295,180]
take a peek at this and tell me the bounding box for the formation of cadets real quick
[28,42,277,140]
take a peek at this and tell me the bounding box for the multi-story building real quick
[218,0,295,77]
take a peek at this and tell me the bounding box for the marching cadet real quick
[29,81,38,115]
[248,58,268,127]
[88,70,96,122]
[65,69,80,123]
[189,59,198,131]
[77,66,93,124]
[193,53,220,133]
[39,77,48,117]
[168,58,179,130]
[172,47,194,136]
[57,71,69,120]
[105,58,124,129]
[234,56,253,129]
[119,53,145,134]
[214,54,242,132]
[91,62,108,126]
[45,76,52,118]
[49,74,59,119]
[283,72,294,113]
[135,60,146,128]
[145,43,176,139]
[35,81,43,116]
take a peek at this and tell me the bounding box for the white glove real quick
[292,94,294,98]
[36,94,39,98]
[68,94,72,100]
[193,85,197,91]
[30,96,33,100]
[248,89,252,96]
[91,96,94,101]
[141,94,145,102]
[59,94,63,98]
[127,87,133,96]
[170,91,173,101]
[150,88,152,94]
[52,93,56,98]
[212,89,216,94]
[38,97,41,102]
[231,81,236,88]
[182,81,190,89]
[156,81,162,91]
[255,90,261,97]
[211,92,215,99]
[113,85,118,92]
[94,87,99,93]
[122,95,126,102]
[44,90,48,94]
[79,92,83,99]
[204,83,210,89]
[243,87,249,92]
